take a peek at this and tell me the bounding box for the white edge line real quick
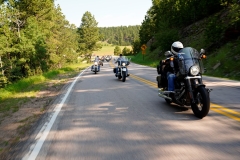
[22,67,89,160]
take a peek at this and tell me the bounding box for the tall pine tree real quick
[77,11,101,63]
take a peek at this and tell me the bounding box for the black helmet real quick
[120,54,123,56]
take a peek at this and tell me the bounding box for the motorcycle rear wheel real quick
[191,86,210,119]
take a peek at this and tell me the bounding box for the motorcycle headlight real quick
[190,65,200,76]
[122,63,126,66]
[94,62,98,65]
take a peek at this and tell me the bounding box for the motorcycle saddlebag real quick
[157,65,161,74]
[156,75,162,88]
[113,68,116,73]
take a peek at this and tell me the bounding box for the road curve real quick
[17,59,240,160]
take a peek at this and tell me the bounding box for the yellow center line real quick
[129,73,240,122]
[110,60,240,122]
[130,74,157,88]
[210,103,240,121]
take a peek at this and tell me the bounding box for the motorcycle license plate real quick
[122,68,126,71]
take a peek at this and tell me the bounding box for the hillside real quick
[179,9,240,80]
[132,6,240,81]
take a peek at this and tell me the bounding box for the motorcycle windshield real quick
[117,58,130,66]
[178,47,204,75]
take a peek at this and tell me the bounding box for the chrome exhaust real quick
[158,93,172,100]
[158,89,173,100]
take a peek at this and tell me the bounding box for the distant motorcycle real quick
[113,57,130,82]
[105,55,111,62]
[91,61,101,74]
[100,56,105,62]
[157,47,211,118]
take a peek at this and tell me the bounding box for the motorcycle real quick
[156,47,211,119]
[113,57,130,82]
[91,61,101,74]
[105,55,111,62]
[100,56,105,62]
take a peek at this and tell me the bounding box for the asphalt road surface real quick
[16,59,240,160]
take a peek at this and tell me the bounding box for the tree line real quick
[0,1,103,87]
[135,0,240,53]
[0,0,143,87]
[1,0,239,87]
[0,0,77,86]
[99,26,140,46]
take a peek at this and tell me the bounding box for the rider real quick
[167,41,184,92]
[92,55,100,71]
[115,54,129,76]
[95,55,100,61]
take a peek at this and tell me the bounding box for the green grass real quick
[203,40,240,80]
[130,49,160,68]
[0,62,91,117]
[93,43,132,56]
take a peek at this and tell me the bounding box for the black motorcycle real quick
[113,58,130,82]
[157,47,211,118]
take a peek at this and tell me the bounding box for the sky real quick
[54,0,153,27]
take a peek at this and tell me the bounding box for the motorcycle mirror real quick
[200,49,205,54]
[164,51,172,57]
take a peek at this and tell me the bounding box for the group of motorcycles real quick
[156,47,211,119]
[91,55,113,74]
[90,55,131,82]
[90,47,212,119]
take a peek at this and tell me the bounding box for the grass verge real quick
[0,62,91,159]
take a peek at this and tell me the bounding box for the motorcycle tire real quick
[191,86,210,119]
[122,71,126,82]
[118,74,121,80]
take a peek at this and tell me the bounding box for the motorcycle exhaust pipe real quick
[158,93,172,100]
[158,89,172,100]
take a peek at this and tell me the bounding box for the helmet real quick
[171,41,183,55]
[120,54,123,56]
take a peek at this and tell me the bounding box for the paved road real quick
[17,60,240,160]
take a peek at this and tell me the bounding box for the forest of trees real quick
[0,0,103,86]
[137,0,240,53]
[0,0,239,87]
[0,0,141,87]
[98,26,140,46]
[0,0,78,85]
